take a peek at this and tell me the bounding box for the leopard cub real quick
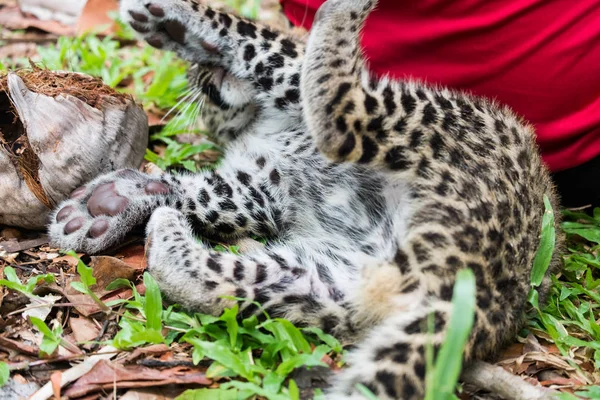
[48,0,561,398]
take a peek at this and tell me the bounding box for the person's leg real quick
[552,155,600,209]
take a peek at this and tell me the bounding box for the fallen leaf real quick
[0,6,74,35]
[115,245,148,270]
[29,345,118,400]
[64,360,211,398]
[0,227,23,240]
[51,371,62,399]
[0,236,49,253]
[121,344,171,364]
[18,0,87,25]
[22,294,61,322]
[69,317,100,344]
[0,336,38,356]
[65,256,138,316]
[51,254,81,269]
[75,0,118,35]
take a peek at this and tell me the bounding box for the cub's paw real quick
[49,169,175,254]
[120,0,226,65]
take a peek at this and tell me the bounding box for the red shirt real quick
[280,0,600,172]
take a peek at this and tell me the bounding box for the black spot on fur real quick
[255,62,265,75]
[358,136,378,163]
[364,94,378,114]
[415,88,428,101]
[214,181,233,198]
[237,171,251,186]
[206,210,219,223]
[198,189,210,206]
[336,116,348,133]
[383,86,397,114]
[233,261,245,280]
[289,73,300,87]
[280,39,298,58]
[376,371,398,398]
[249,187,265,207]
[268,53,285,68]
[269,169,281,185]
[261,28,278,41]
[422,102,438,125]
[435,94,453,110]
[321,314,339,334]
[218,12,232,28]
[393,118,407,134]
[237,20,257,38]
[338,133,357,158]
[343,101,356,114]
[257,77,273,91]
[394,249,410,274]
[326,82,352,114]
[255,264,267,284]
[401,91,417,115]
[205,8,216,19]
[235,214,247,227]
[219,199,238,211]
[215,223,236,234]
[385,146,411,170]
[243,44,256,61]
[430,131,445,159]
[206,255,222,273]
[412,241,430,263]
[330,58,346,68]
[366,116,384,132]
[204,280,218,290]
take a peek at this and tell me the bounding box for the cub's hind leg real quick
[121,0,304,112]
[145,207,355,337]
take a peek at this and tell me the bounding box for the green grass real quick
[529,208,600,370]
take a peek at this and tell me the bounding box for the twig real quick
[7,302,98,316]
[28,345,118,400]
[137,359,199,368]
[8,349,121,371]
[89,319,111,352]
[461,361,560,400]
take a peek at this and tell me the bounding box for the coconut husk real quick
[0,68,148,229]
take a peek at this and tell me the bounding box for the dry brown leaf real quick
[115,245,148,270]
[0,237,49,253]
[63,360,211,398]
[50,371,62,399]
[499,343,524,360]
[51,254,82,269]
[0,335,38,356]
[75,0,118,35]
[69,317,100,344]
[0,5,74,35]
[121,344,171,364]
[65,256,138,316]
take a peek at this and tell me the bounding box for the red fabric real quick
[280,0,600,172]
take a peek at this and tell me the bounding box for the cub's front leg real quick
[49,161,286,254]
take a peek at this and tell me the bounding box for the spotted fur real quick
[48,0,562,398]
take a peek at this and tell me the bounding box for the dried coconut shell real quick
[0,69,148,229]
